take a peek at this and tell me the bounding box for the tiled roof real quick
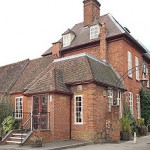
[10,55,57,94]
[0,59,29,93]
[87,56,124,88]
[25,53,125,95]
[42,13,147,56]
[24,66,70,95]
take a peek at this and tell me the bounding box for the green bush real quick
[137,118,148,136]
[124,105,136,134]
[2,116,15,133]
[140,88,150,125]
[121,116,131,134]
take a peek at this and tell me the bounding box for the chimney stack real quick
[99,23,108,62]
[83,0,101,27]
[51,41,61,58]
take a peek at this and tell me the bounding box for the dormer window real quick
[63,34,70,47]
[62,29,75,47]
[90,25,100,40]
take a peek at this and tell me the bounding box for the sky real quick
[0,0,150,66]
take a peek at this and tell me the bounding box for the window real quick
[117,90,122,118]
[74,95,83,124]
[129,92,133,115]
[142,59,146,73]
[135,56,139,80]
[63,32,75,47]
[15,97,23,119]
[136,94,141,119]
[146,68,149,88]
[63,34,70,47]
[128,51,132,77]
[108,89,113,112]
[90,25,100,40]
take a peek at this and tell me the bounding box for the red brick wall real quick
[11,93,71,143]
[63,44,100,59]
[106,106,120,142]
[63,37,144,120]
[71,83,108,142]
[108,39,143,119]
[53,94,71,140]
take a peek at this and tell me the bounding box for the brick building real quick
[0,0,150,145]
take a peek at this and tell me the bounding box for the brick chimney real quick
[100,23,108,62]
[51,41,61,58]
[83,0,101,27]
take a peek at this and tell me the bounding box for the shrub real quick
[137,118,148,136]
[2,116,15,134]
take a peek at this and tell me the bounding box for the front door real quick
[33,95,48,130]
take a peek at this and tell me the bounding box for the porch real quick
[0,111,50,145]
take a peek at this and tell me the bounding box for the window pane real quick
[75,96,83,124]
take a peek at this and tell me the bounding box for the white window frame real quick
[74,95,83,124]
[108,89,113,112]
[146,68,149,88]
[135,56,139,80]
[15,96,23,119]
[90,25,100,40]
[63,34,70,47]
[129,92,133,115]
[128,51,132,78]
[136,94,141,119]
[117,90,122,118]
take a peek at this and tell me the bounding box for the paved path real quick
[0,134,149,150]
[68,135,150,150]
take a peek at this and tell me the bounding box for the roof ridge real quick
[0,59,29,68]
[84,56,95,82]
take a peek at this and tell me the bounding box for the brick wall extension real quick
[71,83,114,142]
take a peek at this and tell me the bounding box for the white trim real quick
[129,92,133,115]
[74,95,83,125]
[128,51,132,77]
[146,68,149,88]
[136,94,141,119]
[117,90,122,118]
[135,56,139,80]
[108,89,113,112]
[15,96,23,119]
[108,13,125,33]
[53,52,107,65]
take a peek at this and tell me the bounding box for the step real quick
[9,136,25,140]
[12,133,27,136]
[6,140,21,144]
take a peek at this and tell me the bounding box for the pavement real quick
[0,140,89,150]
[0,134,149,150]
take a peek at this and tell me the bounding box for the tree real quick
[140,88,150,125]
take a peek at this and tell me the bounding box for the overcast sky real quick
[0,0,150,66]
